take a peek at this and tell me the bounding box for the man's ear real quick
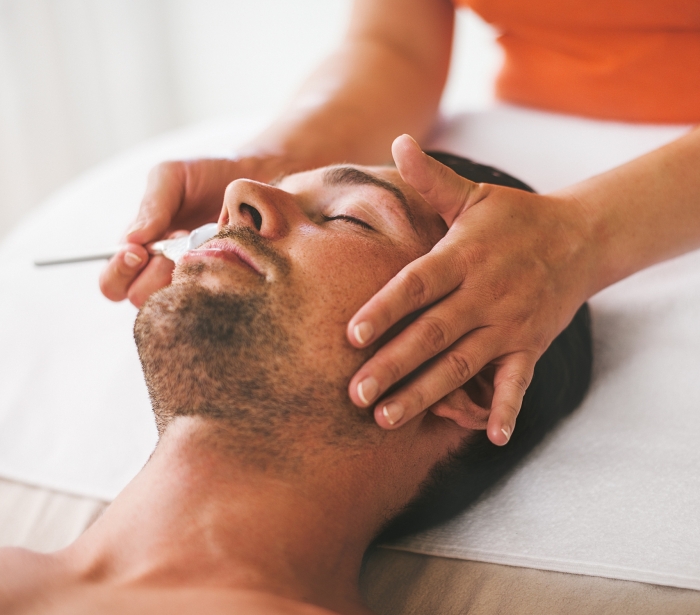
[431,366,495,429]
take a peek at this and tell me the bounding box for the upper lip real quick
[191,239,264,276]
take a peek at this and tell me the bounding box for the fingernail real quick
[126,222,144,236]
[124,251,143,268]
[382,402,404,426]
[353,322,374,345]
[357,377,378,405]
[501,426,511,442]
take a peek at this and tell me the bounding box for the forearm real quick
[239,0,454,179]
[244,43,446,172]
[557,126,700,297]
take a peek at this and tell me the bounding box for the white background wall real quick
[0,0,501,239]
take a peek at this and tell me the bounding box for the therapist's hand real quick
[99,156,279,307]
[347,135,594,445]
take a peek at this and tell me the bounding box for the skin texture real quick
[99,0,700,447]
[1,165,482,615]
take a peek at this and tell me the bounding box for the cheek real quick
[281,233,419,380]
[296,239,407,324]
[290,237,408,370]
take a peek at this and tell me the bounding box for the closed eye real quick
[322,214,374,231]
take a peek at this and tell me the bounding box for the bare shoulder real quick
[0,548,356,615]
[0,552,354,615]
[0,547,65,614]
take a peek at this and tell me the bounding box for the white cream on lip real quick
[149,223,219,264]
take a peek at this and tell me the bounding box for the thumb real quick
[391,134,478,225]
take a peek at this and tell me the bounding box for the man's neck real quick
[58,417,412,615]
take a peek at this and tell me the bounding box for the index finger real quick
[347,244,464,347]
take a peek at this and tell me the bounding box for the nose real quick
[218,179,292,239]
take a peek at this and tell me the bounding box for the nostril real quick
[240,203,263,231]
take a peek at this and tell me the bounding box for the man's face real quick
[188,164,445,344]
[134,164,452,466]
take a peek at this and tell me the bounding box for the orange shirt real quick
[457,0,700,124]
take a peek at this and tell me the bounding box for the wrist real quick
[555,178,647,300]
[550,190,610,303]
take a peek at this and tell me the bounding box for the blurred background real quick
[0,0,501,240]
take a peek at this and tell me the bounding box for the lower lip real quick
[182,248,260,275]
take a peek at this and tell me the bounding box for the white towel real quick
[0,107,696,588]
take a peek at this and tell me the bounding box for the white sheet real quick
[0,106,696,588]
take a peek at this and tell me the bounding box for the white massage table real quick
[1,107,699,613]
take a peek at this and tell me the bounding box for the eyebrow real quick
[322,166,418,234]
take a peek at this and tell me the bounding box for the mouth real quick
[181,239,264,277]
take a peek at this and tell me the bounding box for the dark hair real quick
[377,152,593,542]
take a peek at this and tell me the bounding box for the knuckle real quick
[505,371,531,395]
[398,269,431,306]
[408,386,428,415]
[444,351,473,385]
[419,318,450,354]
[181,159,204,192]
[487,276,510,303]
[533,331,551,353]
[425,163,452,199]
[500,399,523,419]
[378,355,405,384]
